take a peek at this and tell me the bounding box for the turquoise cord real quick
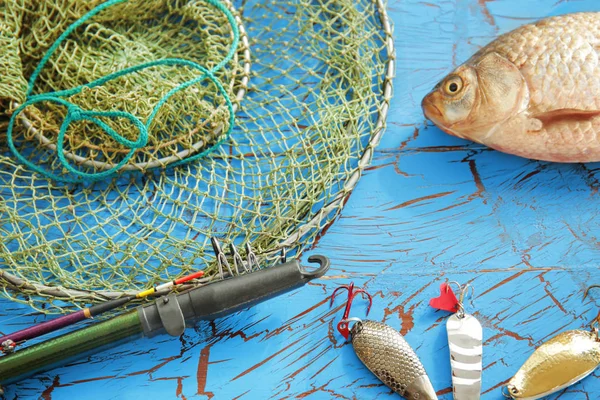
[7,0,239,183]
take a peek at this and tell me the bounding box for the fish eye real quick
[443,76,463,96]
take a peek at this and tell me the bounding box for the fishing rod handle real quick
[138,255,330,337]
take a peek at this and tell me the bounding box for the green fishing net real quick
[0,0,394,312]
[3,0,248,178]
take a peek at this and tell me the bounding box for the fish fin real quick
[525,118,543,133]
[532,109,600,127]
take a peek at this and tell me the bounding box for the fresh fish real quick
[506,329,600,399]
[422,12,600,163]
[351,320,438,400]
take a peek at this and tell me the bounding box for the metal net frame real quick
[0,0,395,312]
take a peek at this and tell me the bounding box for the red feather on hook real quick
[429,282,459,313]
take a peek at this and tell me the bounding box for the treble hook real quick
[460,283,475,304]
[230,243,249,274]
[583,285,600,301]
[583,285,600,336]
[211,237,234,279]
[245,242,260,271]
[280,247,287,264]
[330,282,373,339]
[446,280,475,318]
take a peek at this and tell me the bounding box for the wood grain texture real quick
[2,0,600,399]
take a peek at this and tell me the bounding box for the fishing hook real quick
[583,284,600,301]
[459,283,475,304]
[583,285,600,338]
[446,280,475,318]
[330,282,372,339]
[280,247,287,264]
[211,237,234,279]
[245,242,260,271]
[213,239,262,277]
[230,243,249,274]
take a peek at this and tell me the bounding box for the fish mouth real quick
[421,95,443,122]
[421,95,468,140]
[421,96,455,133]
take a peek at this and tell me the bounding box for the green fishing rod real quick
[0,255,329,391]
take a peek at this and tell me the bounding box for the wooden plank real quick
[2,0,600,399]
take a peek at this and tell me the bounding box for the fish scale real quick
[472,13,600,113]
[350,320,437,400]
[422,12,600,163]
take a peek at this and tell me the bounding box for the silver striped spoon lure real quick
[446,282,482,400]
[430,281,483,400]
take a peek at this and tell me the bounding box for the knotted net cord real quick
[4,0,248,180]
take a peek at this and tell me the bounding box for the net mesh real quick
[0,0,394,312]
[4,0,248,177]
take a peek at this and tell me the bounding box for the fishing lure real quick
[430,282,482,400]
[504,285,600,399]
[331,283,438,400]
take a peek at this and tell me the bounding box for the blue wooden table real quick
[3,0,600,398]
